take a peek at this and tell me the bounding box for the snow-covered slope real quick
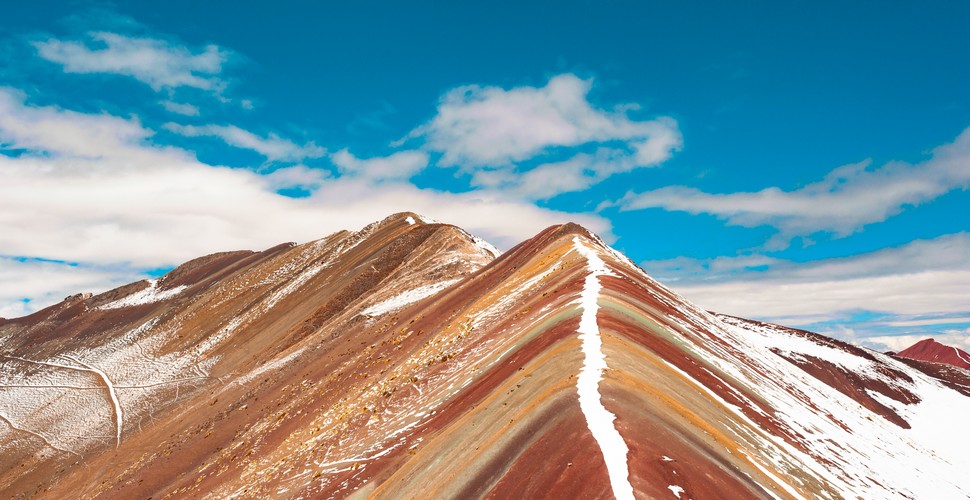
[1,214,967,499]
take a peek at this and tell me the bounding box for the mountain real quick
[2,213,969,499]
[896,338,970,371]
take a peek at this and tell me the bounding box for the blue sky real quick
[1,1,969,351]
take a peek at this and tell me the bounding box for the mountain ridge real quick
[1,212,968,499]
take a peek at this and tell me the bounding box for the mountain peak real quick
[377,211,437,227]
[2,212,969,499]
[896,337,970,370]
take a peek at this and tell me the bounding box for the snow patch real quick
[471,235,501,259]
[404,216,416,225]
[98,279,187,310]
[668,485,685,498]
[415,214,440,224]
[360,279,461,317]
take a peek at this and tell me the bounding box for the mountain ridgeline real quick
[1,212,968,499]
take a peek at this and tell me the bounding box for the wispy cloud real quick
[159,100,200,116]
[261,164,330,191]
[619,129,970,244]
[404,73,682,199]
[644,233,970,345]
[163,122,325,162]
[34,31,231,95]
[883,317,970,328]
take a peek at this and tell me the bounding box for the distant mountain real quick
[2,213,969,499]
[896,338,970,370]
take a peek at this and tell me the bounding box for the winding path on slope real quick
[3,355,124,448]
[573,237,635,500]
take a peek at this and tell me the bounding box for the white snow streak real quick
[97,279,187,309]
[952,346,970,365]
[415,214,440,224]
[572,237,635,500]
[404,216,416,225]
[668,485,685,498]
[60,356,124,448]
[360,279,461,317]
[232,348,304,386]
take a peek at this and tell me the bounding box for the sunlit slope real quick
[2,214,968,499]
[0,212,495,496]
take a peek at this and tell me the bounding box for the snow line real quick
[572,237,635,500]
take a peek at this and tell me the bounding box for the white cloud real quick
[0,87,155,159]
[34,31,230,93]
[409,74,680,167]
[160,100,200,116]
[163,122,325,162]
[863,332,970,352]
[884,317,970,328]
[404,74,682,199]
[509,155,596,200]
[646,233,970,327]
[331,149,429,181]
[261,164,330,191]
[620,128,970,241]
[0,90,610,316]
[679,270,970,320]
[0,258,145,319]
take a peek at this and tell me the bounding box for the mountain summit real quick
[2,213,969,499]
[896,338,970,371]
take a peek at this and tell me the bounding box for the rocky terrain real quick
[896,338,970,371]
[1,212,968,499]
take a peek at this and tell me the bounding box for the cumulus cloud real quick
[163,122,326,162]
[0,90,609,315]
[620,129,970,241]
[404,74,682,199]
[409,74,681,167]
[331,149,429,181]
[34,31,230,94]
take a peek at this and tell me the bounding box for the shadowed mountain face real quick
[1,213,969,499]
[895,338,970,371]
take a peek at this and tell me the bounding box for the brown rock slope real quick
[895,337,970,371]
[1,213,969,499]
